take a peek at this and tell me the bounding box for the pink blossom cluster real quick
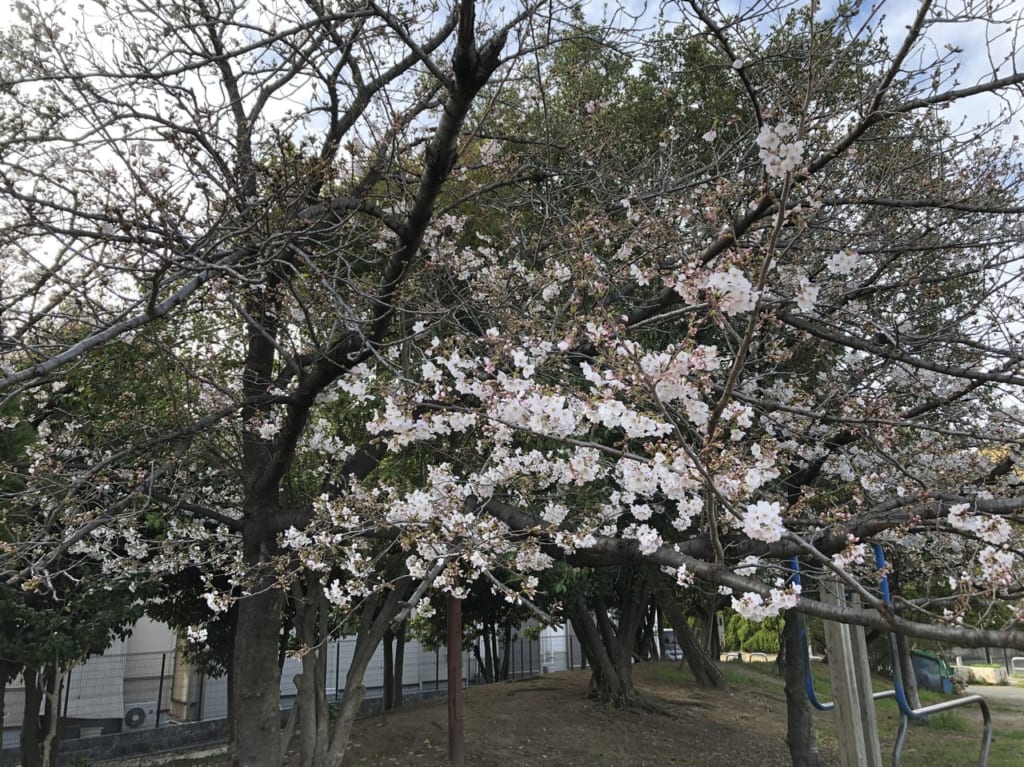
[831,539,868,570]
[755,121,804,178]
[741,500,785,542]
[731,580,801,621]
[825,248,860,275]
[705,266,758,315]
[947,503,1012,545]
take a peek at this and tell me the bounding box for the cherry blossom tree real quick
[347,0,1024,756]
[0,0,559,764]
[361,0,1024,628]
[3,2,1024,767]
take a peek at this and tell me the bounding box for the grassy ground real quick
[712,660,1024,767]
[780,661,1024,767]
[101,661,1024,767]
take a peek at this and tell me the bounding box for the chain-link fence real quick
[2,626,584,750]
[1,651,175,749]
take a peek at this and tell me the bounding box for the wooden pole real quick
[821,578,883,767]
[447,595,465,765]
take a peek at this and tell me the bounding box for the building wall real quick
[3,619,580,752]
[1,617,178,748]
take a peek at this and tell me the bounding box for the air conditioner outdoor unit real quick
[123,701,157,729]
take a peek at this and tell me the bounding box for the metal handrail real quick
[872,544,992,767]
[790,558,898,712]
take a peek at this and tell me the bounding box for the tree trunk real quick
[325,678,365,767]
[20,666,43,767]
[578,570,652,705]
[566,601,638,707]
[699,607,722,657]
[229,584,285,767]
[280,677,299,766]
[382,620,408,709]
[472,644,487,684]
[489,623,499,681]
[594,596,636,676]
[655,587,726,689]
[323,581,412,767]
[565,581,643,708]
[782,610,821,767]
[40,664,60,767]
[295,650,328,767]
[392,621,406,709]
[290,577,329,767]
[656,605,668,663]
[894,634,922,707]
[483,624,495,683]
[226,655,236,746]
[382,628,395,709]
[638,602,657,660]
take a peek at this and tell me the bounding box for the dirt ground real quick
[96,663,817,767]
[340,664,805,767]
[102,662,1024,766]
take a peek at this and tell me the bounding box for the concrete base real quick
[2,687,451,767]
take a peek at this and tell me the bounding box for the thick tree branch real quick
[777,310,1024,386]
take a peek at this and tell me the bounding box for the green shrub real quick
[724,613,784,654]
[742,625,782,654]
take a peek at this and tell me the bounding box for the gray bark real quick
[383,629,395,708]
[782,610,822,767]
[229,583,285,767]
[40,666,61,767]
[393,621,406,708]
[291,578,329,767]
[894,633,923,710]
[567,601,635,706]
[499,623,512,681]
[323,581,412,767]
[19,664,59,767]
[565,570,651,707]
[19,666,43,767]
[655,586,726,689]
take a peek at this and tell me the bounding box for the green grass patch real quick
[649,659,1024,765]
[797,662,1022,766]
[651,661,694,685]
[877,716,1024,767]
[718,659,789,695]
[926,711,970,732]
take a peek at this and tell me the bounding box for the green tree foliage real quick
[725,613,784,655]
[0,351,158,766]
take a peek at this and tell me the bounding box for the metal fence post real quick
[197,669,205,721]
[447,595,465,765]
[62,666,72,721]
[155,653,166,728]
[334,640,341,701]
